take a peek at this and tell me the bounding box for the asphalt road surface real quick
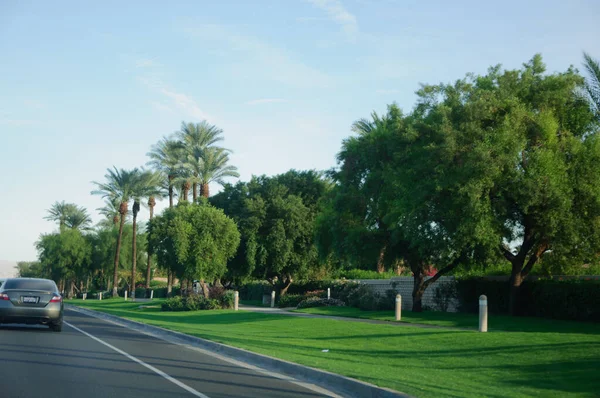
[0,309,332,398]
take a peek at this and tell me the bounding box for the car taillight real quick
[49,295,62,303]
[0,293,9,300]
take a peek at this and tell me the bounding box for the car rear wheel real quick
[50,322,62,332]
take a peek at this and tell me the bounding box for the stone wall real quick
[354,276,460,312]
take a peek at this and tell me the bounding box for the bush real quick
[162,296,185,311]
[220,290,235,309]
[161,294,225,311]
[338,269,402,280]
[297,297,346,309]
[347,284,382,310]
[455,278,600,322]
[278,294,304,308]
[433,282,458,312]
[239,281,272,301]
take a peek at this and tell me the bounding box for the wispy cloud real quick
[150,101,175,114]
[307,0,358,41]
[137,75,212,122]
[182,24,332,89]
[246,98,288,105]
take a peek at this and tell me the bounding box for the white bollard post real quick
[395,294,402,321]
[479,294,488,332]
[83,293,87,301]
[327,288,331,300]
[99,292,102,301]
[124,290,128,301]
[234,291,239,311]
[271,291,275,308]
[150,290,154,300]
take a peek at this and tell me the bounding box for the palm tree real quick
[583,52,600,121]
[176,121,224,200]
[197,146,240,198]
[45,201,91,231]
[129,169,162,299]
[97,197,125,227]
[92,167,139,297]
[64,207,92,231]
[147,137,185,207]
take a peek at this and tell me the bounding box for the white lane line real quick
[64,321,210,398]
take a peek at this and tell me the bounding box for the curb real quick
[67,305,411,398]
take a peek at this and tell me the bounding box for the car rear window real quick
[3,279,56,291]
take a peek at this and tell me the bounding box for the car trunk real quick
[3,289,55,308]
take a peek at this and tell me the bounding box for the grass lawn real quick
[69,299,600,398]
[293,306,600,334]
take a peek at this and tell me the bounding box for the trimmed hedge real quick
[455,278,600,322]
[296,297,346,309]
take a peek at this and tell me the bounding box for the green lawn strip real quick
[69,300,600,398]
[292,306,600,334]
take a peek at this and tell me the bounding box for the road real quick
[0,309,332,398]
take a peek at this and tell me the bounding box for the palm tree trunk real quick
[168,175,174,207]
[113,207,127,298]
[145,198,155,289]
[193,182,198,202]
[201,183,209,198]
[131,201,140,300]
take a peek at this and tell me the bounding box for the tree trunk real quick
[412,269,426,312]
[167,269,173,297]
[376,245,387,273]
[201,183,209,198]
[68,280,75,299]
[181,182,190,202]
[279,275,293,296]
[509,271,523,316]
[168,175,174,208]
[193,182,198,202]
[131,201,140,300]
[199,280,209,298]
[113,204,127,298]
[145,198,155,289]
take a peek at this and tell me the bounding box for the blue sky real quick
[0,0,598,262]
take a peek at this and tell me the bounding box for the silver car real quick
[0,278,63,332]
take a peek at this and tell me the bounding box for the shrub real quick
[220,290,235,309]
[297,297,346,309]
[278,294,304,308]
[304,290,326,298]
[338,269,400,280]
[433,282,458,312]
[347,284,381,310]
[455,278,600,322]
[239,281,272,301]
[162,296,185,311]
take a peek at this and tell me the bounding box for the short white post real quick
[99,292,102,301]
[83,293,87,301]
[124,290,128,301]
[271,291,275,308]
[234,291,239,311]
[479,294,488,332]
[395,294,402,321]
[150,290,154,300]
[327,288,331,299]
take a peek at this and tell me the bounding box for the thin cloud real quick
[0,118,39,126]
[246,98,288,105]
[150,101,175,114]
[182,24,333,89]
[307,0,358,40]
[137,76,213,122]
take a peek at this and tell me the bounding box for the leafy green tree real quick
[36,229,91,297]
[91,167,140,297]
[211,170,328,294]
[147,137,185,207]
[410,55,600,314]
[15,261,45,278]
[148,201,240,297]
